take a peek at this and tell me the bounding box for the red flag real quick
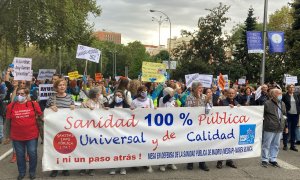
[218,73,225,90]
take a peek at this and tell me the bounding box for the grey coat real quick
[263,99,287,133]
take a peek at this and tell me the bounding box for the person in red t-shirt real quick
[6,87,43,180]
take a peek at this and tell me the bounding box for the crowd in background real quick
[0,69,299,179]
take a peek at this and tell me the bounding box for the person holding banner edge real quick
[78,87,107,176]
[158,87,178,172]
[46,79,75,177]
[217,88,238,169]
[130,85,154,173]
[185,82,210,171]
[108,90,131,175]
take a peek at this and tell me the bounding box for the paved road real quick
[1,141,300,180]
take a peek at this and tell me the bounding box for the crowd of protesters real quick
[0,68,299,179]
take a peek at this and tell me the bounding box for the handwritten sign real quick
[238,79,246,85]
[68,71,80,80]
[39,84,55,100]
[13,57,32,81]
[162,61,177,70]
[142,62,166,83]
[76,45,101,63]
[285,76,298,85]
[37,69,56,80]
[185,73,213,88]
[43,106,263,171]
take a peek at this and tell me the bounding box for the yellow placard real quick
[141,61,166,82]
[68,71,80,80]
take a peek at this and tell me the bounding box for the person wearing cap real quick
[158,87,178,172]
[185,82,210,171]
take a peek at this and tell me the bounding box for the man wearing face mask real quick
[261,88,287,168]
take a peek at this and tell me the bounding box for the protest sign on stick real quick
[142,62,166,83]
[13,57,33,81]
[39,84,55,100]
[37,69,56,80]
[76,45,101,63]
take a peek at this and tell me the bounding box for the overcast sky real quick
[89,0,291,46]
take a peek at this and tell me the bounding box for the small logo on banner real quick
[53,131,77,154]
[239,124,256,145]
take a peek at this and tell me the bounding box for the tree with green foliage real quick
[287,1,300,76]
[0,0,101,71]
[172,3,230,80]
[153,50,169,62]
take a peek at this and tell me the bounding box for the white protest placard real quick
[76,45,101,63]
[185,73,200,88]
[163,61,177,70]
[37,69,56,80]
[255,86,262,101]
[238,79,246,85]
[285,76,298,85]
[198,74,213,88]
[43,106,263,171]
[39,84,55,100]
[13,57,32,81]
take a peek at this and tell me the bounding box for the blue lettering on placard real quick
[187,129,235,142]
[80,132,146,146]
[239,124,256,145]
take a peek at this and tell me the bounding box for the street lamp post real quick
[110,50,117,79]
[260,0,268,85]
[150,9,171,69]
[152,16,168,48]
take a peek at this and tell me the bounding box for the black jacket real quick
[256,92,269,105]
[240,94,256,106]
[219,98,239,106]
[282,93,300,114]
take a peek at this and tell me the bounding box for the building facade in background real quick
[94,31,121,44]
[144,45,166,56]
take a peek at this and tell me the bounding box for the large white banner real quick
[76,45,101,63]
[13,57,33,81]
[43,106,263,171]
